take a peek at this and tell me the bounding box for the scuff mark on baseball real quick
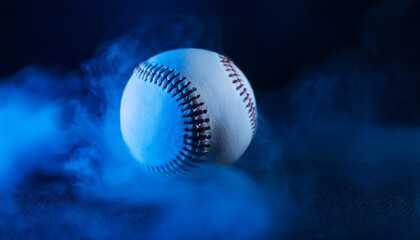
[120,48,257,176]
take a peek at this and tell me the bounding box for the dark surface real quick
[1,0,420,239]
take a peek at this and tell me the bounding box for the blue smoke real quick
[0,14,277,239]
[1,1,420,239]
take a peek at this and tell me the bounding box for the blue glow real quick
[1,4,420,238]
[0,16,278,239]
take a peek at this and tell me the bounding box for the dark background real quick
[4,0,416,91]
[1,0,420,239]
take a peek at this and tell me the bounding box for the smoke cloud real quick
[1,1,420,239]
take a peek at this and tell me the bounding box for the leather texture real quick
[120,48,257,173]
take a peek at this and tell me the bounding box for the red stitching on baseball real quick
[183,109,207,118]
[180,151,205,162]
[154,67,169,84]
[219,54,257,135]
[171,160,192,172]
[178,95,200,106]
[162,73,179,90]
[184,141,210,149]
[184,126,211,132]
[184,134,211,141]
[171,81,190,98]
[135,62,211,176]
[176,156,199,168]
[181,102,204,111]
[158,69,174,86]
[167,77,185,94]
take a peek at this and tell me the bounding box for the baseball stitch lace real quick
[134,62,211,176]
[219,55,257,135]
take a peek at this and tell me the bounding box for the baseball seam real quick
[134,62,211,176]
[219,55,257,135]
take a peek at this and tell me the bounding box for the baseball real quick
[120,48,257,175]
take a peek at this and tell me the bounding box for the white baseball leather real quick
[120,48,257,175]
